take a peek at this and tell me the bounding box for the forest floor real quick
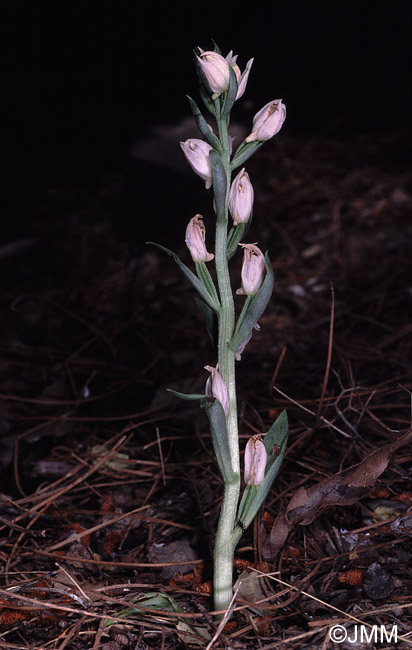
[1,128,412,649]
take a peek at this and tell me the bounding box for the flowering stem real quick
[212,106,241,617]
[178,48,287,619]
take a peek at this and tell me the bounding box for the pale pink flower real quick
[244,436,267,485]
[205,365,229,416]
[180,138,213,188]
[225,51,254,100]
[185,214,214,263]
[235,323,260,361]
[236,243,266,296]
[197,51,231,98]
[228,168,254,225]
[245,99,286,142]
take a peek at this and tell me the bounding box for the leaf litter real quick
[0,128,412,648]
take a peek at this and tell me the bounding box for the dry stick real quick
[156,426,166,487]
[249,569,412,647]
[20,548,205,569]
[92,609,107,650]
[11,293,116,357]
[316,282,335,421]
[12,434,129,524]
[13,439,25,498]
[268,345,287,396]
[273,385,352,438]
[0,589,176,629]
[44,507,195,553]
[55,563,91,603]
[56,619,85,650]
[205,580,245,650]
[4,435,130,579]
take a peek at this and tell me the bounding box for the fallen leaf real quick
[233,570,273,615]
[267,429,412,559]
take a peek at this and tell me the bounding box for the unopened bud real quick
[244,436,267,485]
[236,243,266,296]
[197,51,231,99]
[185,214,214,263]
[180,138,213,189]
[205,365,229,416]
[225,51,254,100]
[245,99,286,143]
[228,168,254,225]
[235,323,260,360]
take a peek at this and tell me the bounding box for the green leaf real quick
[199,81,216,115]
[212,40,222,54]
[104,591,184,626]
[166,389,237,487]
[200,398,236,484]
[235,411,288,535]
[226,213,253,261]
[220,64,238,119]
[167,389,205,401]
[231,141,264,171]
[147,242,219,310]
[195,298,218,350]
[229,252,274,352]
[187,96,222,151]
[209,150,227,220]
[263,409,288,469]
[195,261,220,307]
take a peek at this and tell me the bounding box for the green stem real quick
[212,105,240,617]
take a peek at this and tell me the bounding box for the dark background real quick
[3,1,411,231]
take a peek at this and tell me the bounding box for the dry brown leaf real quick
[267,429,412,559]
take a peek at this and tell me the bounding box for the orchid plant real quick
[150,44,289,617]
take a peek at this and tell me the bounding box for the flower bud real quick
[244,436,267,485]
[185,214,214,263]
[245,99,286,143]
[225,51,254,100]
[235,323,260,361]
[236,244,266,296]
[228,168,254,225]
[205,365,229,416]
[197,51,231,98]
[180,139,213,189]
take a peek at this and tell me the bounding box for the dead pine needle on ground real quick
[1,130,412,649]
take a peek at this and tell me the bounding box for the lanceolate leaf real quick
[229,252,274,352]
[195,298,218,350]
[166,389,236,484]
[147,242,219,310]
[209,150,227,220]
[235,410,288,536]
[167,389,206,401]
[187,96,222,151]
[220,65,238,119]
[231,141,264,171]
[195,261,220,306]
[201,398,236,484]
[226,213,253,261]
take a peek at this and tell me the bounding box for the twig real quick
[316,282,334,421]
